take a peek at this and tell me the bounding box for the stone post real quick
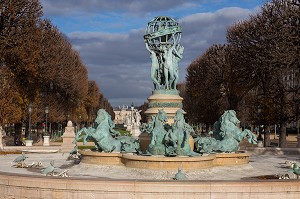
[126,124,131,132]
[43,136,50,146]
[25,140,33,146]
[131,124,141,138]
[61,121,75,152]
[297,121,300,148]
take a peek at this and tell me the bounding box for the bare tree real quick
[227,0,300,147]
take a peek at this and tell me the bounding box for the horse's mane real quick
[107,113,116,131]
[95,109,117,134]
[157,109,165,119]
[95,109,111,126]
[220,110,237,133]
[175,109,184,119]
[174,109,184,126]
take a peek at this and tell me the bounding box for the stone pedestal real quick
[43,136,50,146]
[142,90,194,152]
[131,125,141,138]
[25,140,33,147]
[126,124,131,132]
[144,90,183,124]
[61,121,75,152]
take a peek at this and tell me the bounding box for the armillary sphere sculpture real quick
[144,16,184,90]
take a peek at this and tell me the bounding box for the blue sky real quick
[41,0,265,107]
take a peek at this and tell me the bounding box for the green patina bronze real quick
[73,109,140,153]
[140,109,168,155]
[194,110,258,153]
[144,16,184,90]
[288,163,300,179]
[148,102,182,108]
[174,165,187,180]
[165,109,199,156]
[140,109,200,156]
[70,17,258,159]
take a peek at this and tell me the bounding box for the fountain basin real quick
[122,154,215,170]
[213,152,249,166]
[80,150,123,166]
[80,150,251,170]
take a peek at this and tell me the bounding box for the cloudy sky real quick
[41,0,264,107]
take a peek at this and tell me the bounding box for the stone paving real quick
[0,150,299,181]
[0,134,299,181]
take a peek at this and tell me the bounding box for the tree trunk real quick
[264,125,271,147]
[14,123,22,146]
[205,123,210,134]
[25,119,29,140]
[228,94,239,110]
[279,123,287,148]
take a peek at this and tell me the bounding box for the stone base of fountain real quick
[80,150,250,170]
[213,152,250,166]
[122,154,214,170]
[144,90,183,124]
[80,150,123,166]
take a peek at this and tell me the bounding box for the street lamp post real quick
[131,102,134,126]
[45,106,49,135]
[297,119,300,147]
[79,114,82,130]
[28,103,33,140]
[86,115,89,127]
[43,106,51,146]
[257,106,264,147]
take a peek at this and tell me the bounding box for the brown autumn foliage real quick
[0,0,43,100]
[85,81,101,123]
[186,42,258,125]
[0,67,23,124]
[99,96,115,119]
[0,0,43,138]
[0,0,114,135]
[37,19,88,122]
[185,45,225,125]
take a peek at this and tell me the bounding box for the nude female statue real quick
[145,42,160,90]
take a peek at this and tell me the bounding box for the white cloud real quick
[42,1,260,107]
[179,7,253,64]
[68,32,128,40]
[42,0,199,17]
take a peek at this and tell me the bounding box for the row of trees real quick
[184,0,299,147]
[0,0,114,140]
